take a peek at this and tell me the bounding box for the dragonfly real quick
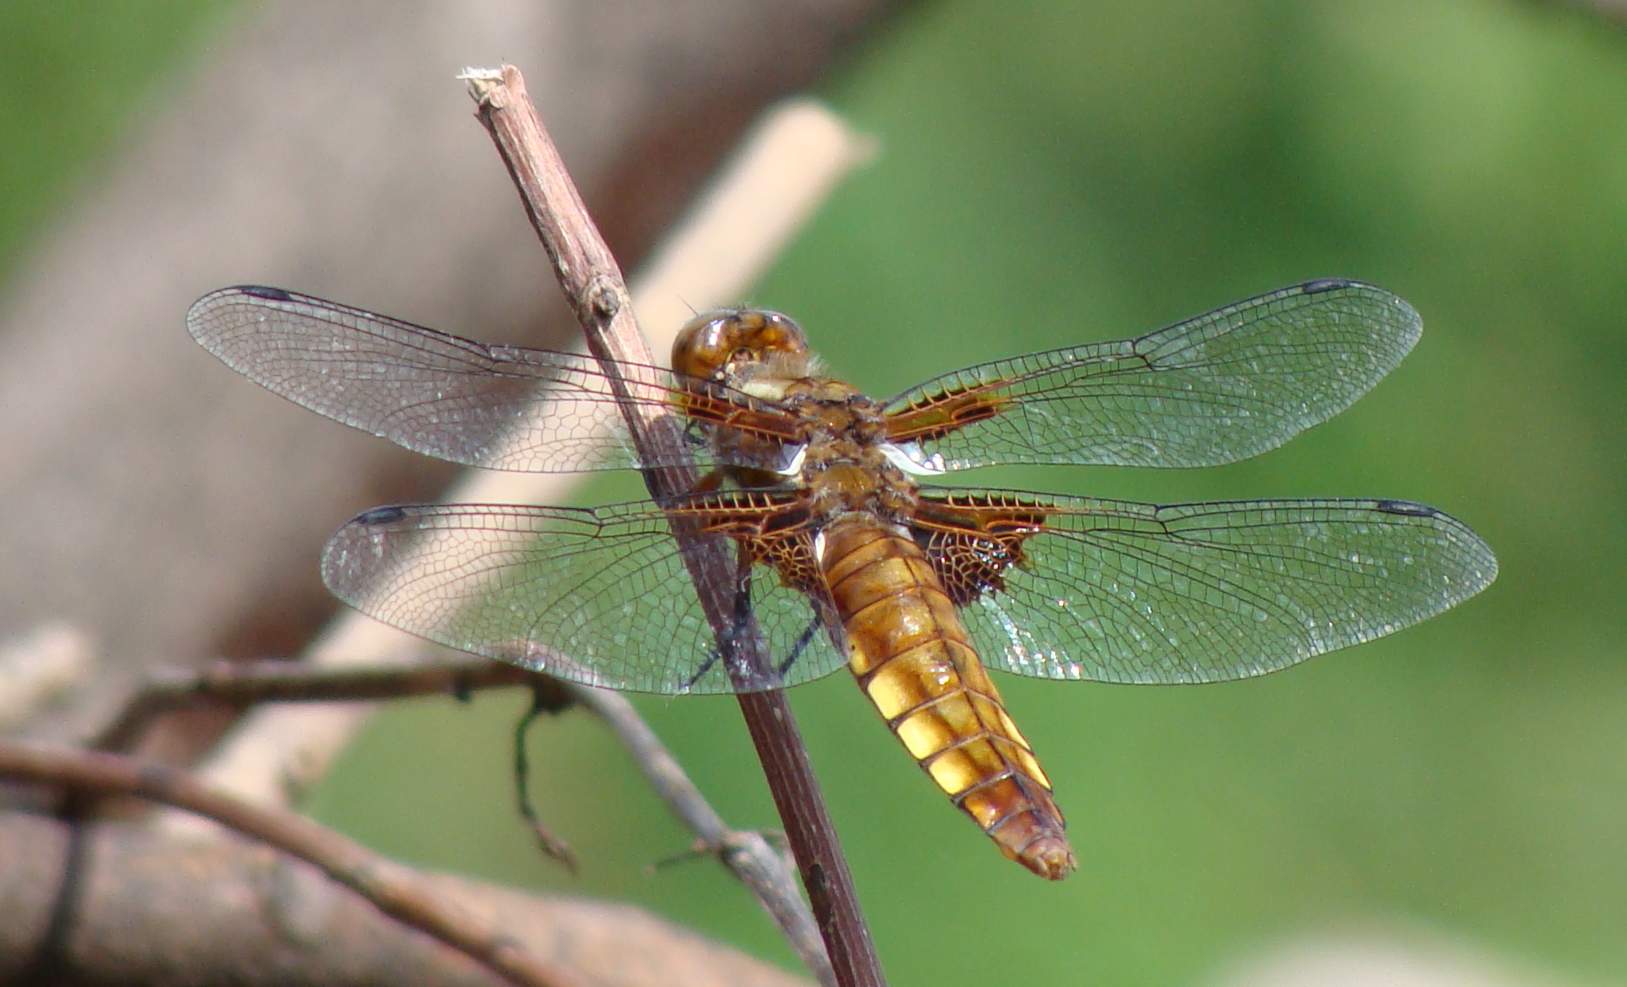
[187,279,1497,879]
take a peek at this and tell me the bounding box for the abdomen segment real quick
[820,519,1076,879]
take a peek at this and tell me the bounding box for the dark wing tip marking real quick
[1300,277,1355,295]
[237,285,295,302]
[1374,499,1439,518]
[352,505,409,526]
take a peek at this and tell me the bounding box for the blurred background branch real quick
[83,651,832,982]
[0,809,809,987]
[0,739,581,987]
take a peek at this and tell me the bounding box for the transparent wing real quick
[910,490,1497,684]
[884,280,1421,470]
[319,496,848,694]
[187,286,800,474]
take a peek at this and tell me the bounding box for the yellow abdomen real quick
[820,518,1075,879]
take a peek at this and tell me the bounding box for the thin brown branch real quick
[465,65,883,987]
[0,740,579,987]
[512,694,583,871]
[94,655,538,751]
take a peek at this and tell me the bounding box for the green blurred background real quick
[7,2,1624,984]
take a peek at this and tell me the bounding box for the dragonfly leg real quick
[677,552,754,691]
[682,554,825,689]
[681,417,708,451]
[681,648,722,691]
[777,616,823,676]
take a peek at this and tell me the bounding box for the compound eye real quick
[753,311,809,357]
[671,309,808,380]
[671,312,736,381]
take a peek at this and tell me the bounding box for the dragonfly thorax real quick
[804,456,918,522]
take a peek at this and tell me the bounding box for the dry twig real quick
[93,655,535,752]
[464,65,882,987]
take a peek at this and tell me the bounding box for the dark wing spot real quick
[1301,277,1353,295]
[1375,499,1438,518]
[353,505,409,525]
[238,285,295,302]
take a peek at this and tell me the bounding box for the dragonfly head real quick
[672,309,812,389]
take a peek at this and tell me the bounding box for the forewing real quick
[884,280,1421,470]
[911,490,1497,684]
[319,495,848,694]
[187,286,799,473]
